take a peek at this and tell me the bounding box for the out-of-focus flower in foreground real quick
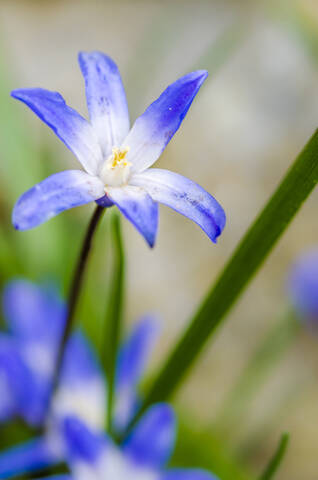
[0,279,157,478]
[287,248,318,324]
[11,51,226,247]
[37,407,219,480]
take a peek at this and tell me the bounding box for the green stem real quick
[51,205,105,395]
[259,433,290,480]
[102,211,125,433]
[127,129,318,431]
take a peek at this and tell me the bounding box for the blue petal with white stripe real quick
[114,316,160,432]
[3,280,65,344]
[0,438,57,479]
[123,404,176,469]
[0,336,26,422]
[59,408,217,480]
[0,332,52,427]
[11,88,102,175]
[12,170,105,231]
[63,416,106,464]
[124,70,208,173]
[51,333,106,430]
[79,51,130,159]
[1,281,66,425]
[130,168,226,243]
[107,185,159,247]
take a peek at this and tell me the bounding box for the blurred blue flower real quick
[287,248,318,323]
[0,279,157,478]
[11,51,226,247]
[37,406,218,480]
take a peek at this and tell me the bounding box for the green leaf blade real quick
[129,129,318,428]
[259,433,290,480]
[102,210,125,433]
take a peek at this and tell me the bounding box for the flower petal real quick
[114,316,160,432]
[63,416,106,464]
[106,185,158,247]
[162,470,219,480]
[123,70,208,173]
[12,170,105,231]
[32,477,71,480]
[61,333,104,385]
[123,403,176,469]
[2,281,67,425]
[3,280,64,343]
[52,333,106,430]
[130,169,226,243]
[0,334,53,426]
[287,249,318,320]
[63,417,129,480]
[0,438,57,479]
[78,51,130,159]
[0,336,23,422]
[11,88,103,175]
[116,316,159,389]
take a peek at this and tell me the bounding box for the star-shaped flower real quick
[36,407,219,480]
[0,280,157,478]
[12,51,226,247]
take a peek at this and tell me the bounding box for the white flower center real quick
[73,448,159,480]
[51,380,106,429]
[99,146,131,187]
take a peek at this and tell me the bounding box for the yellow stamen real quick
[109,146,131,169]
[100,145,132,187]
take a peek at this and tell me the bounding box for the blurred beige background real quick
[1,0,318,478]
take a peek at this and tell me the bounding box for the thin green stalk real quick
[127,130,318,431]
[51,205,105,394]
[238,379,307,462]
[259,433,290,480]
[102,211,125,434]
[214,311,300,435]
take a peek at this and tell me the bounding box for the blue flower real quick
[287,248,318,324]
[11,51,226,247]
[0,279,157,478]
[37,407,219,480]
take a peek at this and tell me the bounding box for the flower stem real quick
[102,211,125,434]
[51,205,105,394]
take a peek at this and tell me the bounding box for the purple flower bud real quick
[287,249,318,323]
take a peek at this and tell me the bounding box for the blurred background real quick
[0,0,318,479]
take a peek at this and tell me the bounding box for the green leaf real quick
[129,129,318,427]
[258,433,290,480]
[171,417,252,480]
[102,210,125,433]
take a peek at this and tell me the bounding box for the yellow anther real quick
[100,146,132,187]
[110,147,131,169]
